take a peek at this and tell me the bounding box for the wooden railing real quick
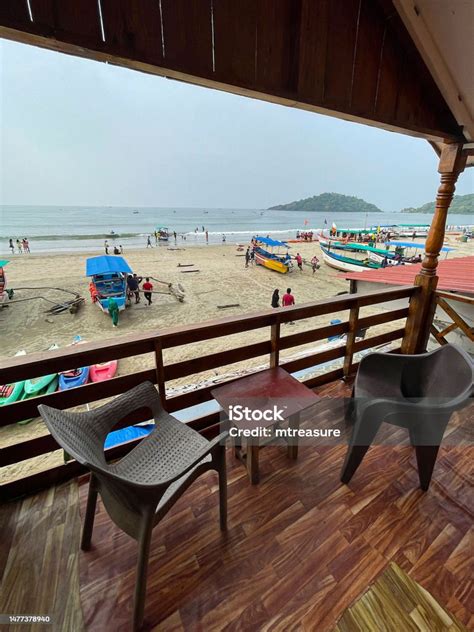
[0,285,418,500]
[430,290,474,346]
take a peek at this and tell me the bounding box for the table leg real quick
[246,438,260,484]
[287,412,300,459]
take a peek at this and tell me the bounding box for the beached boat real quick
[254,236,291,274]
[0,350,26,406]
[59,336,90,390]
[90,360,118,382]
[320,244,381,272]
[23,344,59,398]
[86,255,132,313]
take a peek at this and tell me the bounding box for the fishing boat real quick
[86,255,132,313]
[394,224,430,238]
[320,244,382,272]
[0,350,26,406]
[0,259,10,306]
[254,236,291,274]
[156,226,169,241]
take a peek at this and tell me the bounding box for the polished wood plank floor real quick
[1,379,472,631]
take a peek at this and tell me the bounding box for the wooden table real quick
[211,367,320,484]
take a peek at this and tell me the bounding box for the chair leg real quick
[340,417,382,484]
[410,416,449,491]
[133,516,154,632]
[218,445,227,531]
[415,445,441,491]
[81,474,98,551]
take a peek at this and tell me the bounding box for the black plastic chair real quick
[341,344,473,490]
[39,382,228,631]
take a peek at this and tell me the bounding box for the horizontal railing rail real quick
[0,284,418,500]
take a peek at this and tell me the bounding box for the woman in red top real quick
[142,277,153,305]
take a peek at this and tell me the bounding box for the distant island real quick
[268,192,382,214]
[401,193,473,214]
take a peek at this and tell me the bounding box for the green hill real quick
[401,193,473,214]
[268,192,382,213]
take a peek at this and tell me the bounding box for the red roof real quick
[342,256,474,295]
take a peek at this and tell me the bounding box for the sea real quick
[1,205,472,254]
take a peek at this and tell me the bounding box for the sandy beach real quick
[1,235,472,481]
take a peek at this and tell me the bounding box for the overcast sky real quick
[1,39,472,212]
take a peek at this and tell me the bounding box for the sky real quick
[1,39,472,213]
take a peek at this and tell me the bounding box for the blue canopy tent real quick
[86,256,132,313]
[254,236,289,248]
[86,255,132,276]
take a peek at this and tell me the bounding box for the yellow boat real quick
[254,236,291,274]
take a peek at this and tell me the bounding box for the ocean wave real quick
[1,233,140,241]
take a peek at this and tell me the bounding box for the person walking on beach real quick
[282,288,295,324]
[8,239,14,254]
[22,238,30,253]
[108,297,119,327]
[127,274,141,304]
[205,230,208,243]
[311,255,319,274]
[104,240,109,255]
[296,252,303,272]
[222,234,226,243]
[271,289,280,308]
[173,231,177,241]
[142,277,153,306]
[119,245,123,254]
[146,235,152,248]
[16,239,22,254]
[282,288,295,307]
[245,247,251,268]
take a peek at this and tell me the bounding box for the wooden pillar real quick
[401,143,467,354]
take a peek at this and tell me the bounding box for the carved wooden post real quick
[401,143,467,354]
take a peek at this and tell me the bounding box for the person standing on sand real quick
[119,245,123,254]
[108,297,119,327]
[9,239,14,254]
[271,289,280,308]
[205,230,209,243]
[22,238,30,253]
[104,240,109,255]
[245,247,250,268]
[146,235,152,248]
[296,253,303,272]
[16,239,22,254]
[142,277,153,306]
[222,234,226,243]
[282,288,295,307]
[311,255,319,274]
[282,288,295,324]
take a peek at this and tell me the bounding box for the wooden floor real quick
[1,379,472,631]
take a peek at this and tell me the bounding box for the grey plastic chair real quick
[39,381,228,631]
[341,344,473,490]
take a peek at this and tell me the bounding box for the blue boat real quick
[86,255,132,313]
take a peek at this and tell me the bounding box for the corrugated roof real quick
[341,256,474,294]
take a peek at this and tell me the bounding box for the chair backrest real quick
[400,344,473,401]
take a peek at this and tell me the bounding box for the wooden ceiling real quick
[0,0,465,141]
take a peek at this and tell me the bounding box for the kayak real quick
[0,350,26,406]
[59,336,89,390]
[90,360,118,382]
[23,344,59,398]
[59,366,90,390]
[104,424,155,449]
